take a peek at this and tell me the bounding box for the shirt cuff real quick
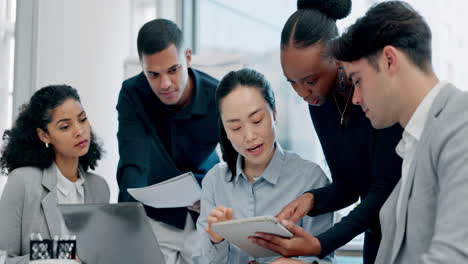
[202,237,229,262]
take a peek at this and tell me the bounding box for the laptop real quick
[58,202,165,264]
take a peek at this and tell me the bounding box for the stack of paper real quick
[127,172,201,208]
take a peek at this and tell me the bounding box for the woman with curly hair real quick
[0,84,109,263]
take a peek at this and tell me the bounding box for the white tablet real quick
[211,215,293,258]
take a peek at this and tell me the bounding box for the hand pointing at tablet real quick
[206,206,233,244]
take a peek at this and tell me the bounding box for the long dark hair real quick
[0,85,103,175]
[215,69,275,181]
[281,0,351,50]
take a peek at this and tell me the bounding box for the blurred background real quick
[1,1,466,262]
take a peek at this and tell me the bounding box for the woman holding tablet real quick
[192,69,334,264]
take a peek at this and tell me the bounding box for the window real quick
[194,0,323,164]
[0,0,16,140]
[192,0,374,175]
[0,0,15,197]
[125,0,180,78]
[404,0,468,90]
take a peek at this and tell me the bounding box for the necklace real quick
[333,90,352,125]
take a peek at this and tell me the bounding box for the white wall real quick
[406,0,468,91]
[0,0,15,140]
[33,0,131,202]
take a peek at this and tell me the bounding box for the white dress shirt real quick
[56,163,85,205]
[395,81,446,221]
[55,163,85,236]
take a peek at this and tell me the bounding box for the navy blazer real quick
[116,68,220,229]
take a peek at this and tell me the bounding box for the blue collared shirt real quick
[193,143,335,264]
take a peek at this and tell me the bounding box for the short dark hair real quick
[137,18,183,59]
[215,69,275,181]
[281,0,351,49]
[0,85,104,175]
[331,1,432,72]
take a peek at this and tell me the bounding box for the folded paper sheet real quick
[128,172,201,208]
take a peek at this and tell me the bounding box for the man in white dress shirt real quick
[331,1,468,263]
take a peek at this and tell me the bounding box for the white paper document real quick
[127,172,201,208]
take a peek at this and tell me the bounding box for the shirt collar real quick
[55,162,85,196]
[396,81,446,159]
[231,143,285,185]
[404,81,446,141]
[395,130,415,159]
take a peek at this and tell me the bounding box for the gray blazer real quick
[0,165,110,264]
[376,83,468,264]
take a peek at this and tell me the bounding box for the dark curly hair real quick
[0,84,104,175]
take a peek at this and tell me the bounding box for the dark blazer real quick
[116,68,219,229]
[0,165,110,264]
